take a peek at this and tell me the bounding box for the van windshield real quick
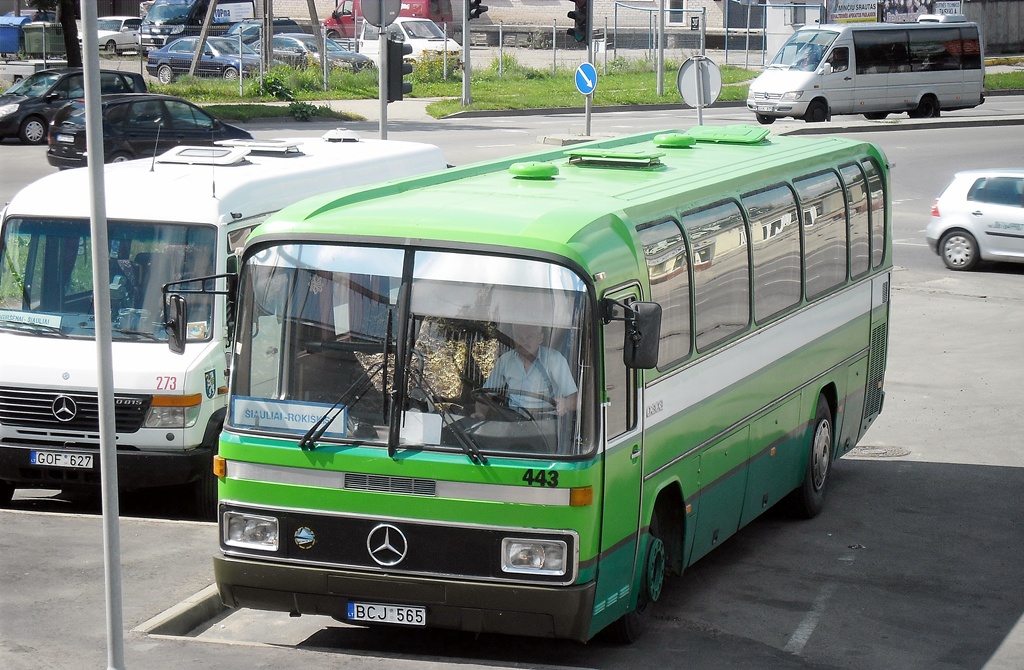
[145,1,192,25]
[769,29,838,71]
[0,217,217,343]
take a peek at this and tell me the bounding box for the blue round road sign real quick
[575,62,597,95]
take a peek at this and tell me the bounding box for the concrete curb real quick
[134,584,226,637]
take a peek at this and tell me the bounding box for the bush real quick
[411,50,461,84]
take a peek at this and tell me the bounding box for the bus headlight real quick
[781,91,804,101]
[501,538,567,576]
[223,511,279,551]
[144,394,202,428]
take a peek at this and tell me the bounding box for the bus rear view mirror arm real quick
[601,298,662,370]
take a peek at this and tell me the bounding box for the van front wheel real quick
[803,99,828,123]
[755,113,776,125]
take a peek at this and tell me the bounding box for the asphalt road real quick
[1,107,1023,670]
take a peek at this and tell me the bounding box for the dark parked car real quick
[224,17,304,45]
[145,36,261,84]
[46,93,252,169]
[0,68,147,144]
[260,33,373,71]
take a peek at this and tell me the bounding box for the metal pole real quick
[657,0,665,97]
[379,2,387,139]
[552,21,556,76]
[499,21,503,77]
[585,0,593,137]
[79,1,126,668]
[238,27,243,97]
[443,21,448,81]
[745,3,751,69]
[461,4,471,105]
[322,26,329,92]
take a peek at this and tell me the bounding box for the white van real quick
[0,132,446,515]
[747,18,984,124]
[357,16,461,66]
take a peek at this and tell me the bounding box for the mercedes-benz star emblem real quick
[51,395,78,422]
[366,523,408,566]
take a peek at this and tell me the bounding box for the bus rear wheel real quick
[787,395,833,518]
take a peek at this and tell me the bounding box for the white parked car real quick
[357,16,460,66]
[925,169,1024,270]
[80,16,142,53]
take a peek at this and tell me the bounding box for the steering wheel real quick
[471,387,558,421]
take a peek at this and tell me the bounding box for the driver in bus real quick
[472,323,578,419]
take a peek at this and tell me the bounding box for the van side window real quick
[742,184,802,322]
[637,219,691,369]
[681,201,750,353]
[795,172,847,299]
[827,47,849,73]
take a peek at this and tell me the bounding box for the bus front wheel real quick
[787,395,833,519]
[607,511,665,643]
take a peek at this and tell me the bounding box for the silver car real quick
[925,169,1024,271]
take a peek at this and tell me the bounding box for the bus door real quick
[591,286,645,629]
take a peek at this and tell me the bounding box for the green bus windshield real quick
[229,243,595,459]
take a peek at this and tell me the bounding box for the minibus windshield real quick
[769,29,839,71]
[0,217,216,342]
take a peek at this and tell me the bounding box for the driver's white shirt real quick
[483,347,578,410]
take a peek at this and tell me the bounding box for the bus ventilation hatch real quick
[864,322,887,419]
[565,149,665,169]
[684,125,771,144]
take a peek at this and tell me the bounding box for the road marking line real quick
[783,582,837,655]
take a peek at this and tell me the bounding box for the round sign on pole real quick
[362,0,402,28]
[575,62,597,96]
[677,56,722,108]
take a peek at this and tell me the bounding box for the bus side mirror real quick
[624,301,662,370]
[165,294,188,355]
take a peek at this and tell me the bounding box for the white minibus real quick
[747,17,984,124]
[0,132,447,516]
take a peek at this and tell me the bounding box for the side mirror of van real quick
[819,62,833,76]
[165,294,188,355]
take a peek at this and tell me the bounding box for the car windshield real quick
[208,37,256,55]
[769,29,838,71]
[401,20,445,40]
[0,217,217,343]
[4,71,60,97]
[230,244,595,459]
[145,3,190,24]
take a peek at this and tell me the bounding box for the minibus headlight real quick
[144,394,202,428]
[223,512,279,551]
[501,538,567,576]
[781,91,804,101]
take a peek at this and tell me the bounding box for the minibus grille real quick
[0,386,150,433]
[750,91,781,101]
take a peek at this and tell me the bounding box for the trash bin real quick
[0,15,30,55]
[22,22,66,58]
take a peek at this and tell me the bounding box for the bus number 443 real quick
[522,469,558,487]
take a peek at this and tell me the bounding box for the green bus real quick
[203,126,891,642]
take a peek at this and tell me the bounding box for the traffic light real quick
[468,0,488,20]
[567,0,588,43]
[386,38,413,103]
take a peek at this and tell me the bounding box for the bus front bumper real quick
[213,553,597,642]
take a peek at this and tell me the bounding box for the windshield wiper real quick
[298,361,384,450]
[405,355,487,466]
[0,319,67,337]
[111,327,160,341]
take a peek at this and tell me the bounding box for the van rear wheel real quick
[864,112,888,120]
[909,95,940,118]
